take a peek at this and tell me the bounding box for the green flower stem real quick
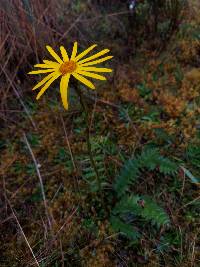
[74,83,103,199]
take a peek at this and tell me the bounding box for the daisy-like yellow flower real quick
[28,42,113,109]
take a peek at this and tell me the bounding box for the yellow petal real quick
[72,73,95,90]
[36,73,60,100]
[34,64,56,69]
[60,46,69,62]
[32,73,55,90]
[75,44,97,61]
[78,66,112,73]
[76,70,106,80]
[78,56,113,67]
[43,60,60,67]
[28,69,55,75]
[46,45,63,64]
[77,49,110,64]
[60,74,70,110]
[70,42,78,60]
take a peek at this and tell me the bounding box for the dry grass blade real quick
[58,14,83,42]
[0,65,37,130]
[23,132,52,229]
[5,197,40,267]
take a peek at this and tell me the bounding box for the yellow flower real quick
[28,42,113,109]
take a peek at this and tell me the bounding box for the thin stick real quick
[0,65,37,130]
[59,237,65,267]
[80,10,131,23]
[58,14,83,42]
[5,197,40,267]
[60,114,81,194]
[23,133,52,229]
[179,196,200,211]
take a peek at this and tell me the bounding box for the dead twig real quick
[23,132,52,229]
[5,196,40,267]
[0,65,37,130]
[58,14,83,42]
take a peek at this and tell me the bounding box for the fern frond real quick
[140,196,170,226]
[110,216,140,241]
[187,145,200,169]
[113,147,178,196]
[77,146,106,192]
[113,194,141,214]
[158,156,178,175]
[83,154,105,187]
[114,158,140,197]
[138,147,160,170]
[113,195,170,227]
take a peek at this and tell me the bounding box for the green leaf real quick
[110,216,140,241]
[158,157,178,175]
[113,194,170,227]
[113,147,178,197]
[114,158,140,197]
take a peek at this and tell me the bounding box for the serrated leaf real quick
[110,216,140,241]
[113,195,170,227]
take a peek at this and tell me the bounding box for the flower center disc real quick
[59,60,77,75]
